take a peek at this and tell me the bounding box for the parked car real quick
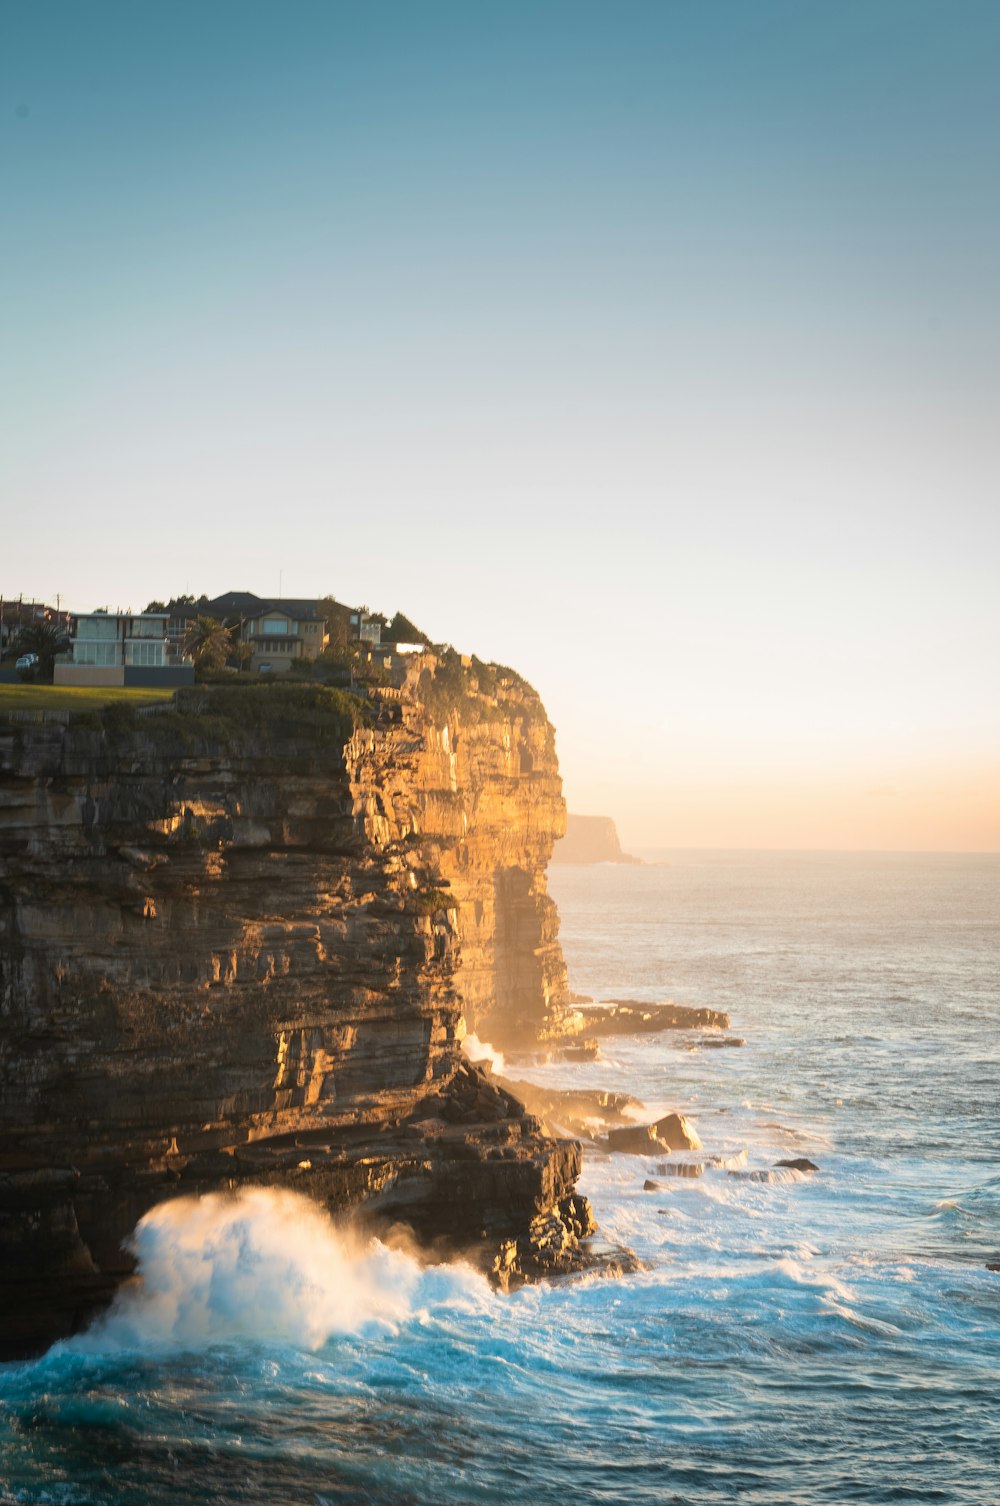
[15,653,39,671]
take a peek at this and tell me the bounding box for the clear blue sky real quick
[3,1,998,846]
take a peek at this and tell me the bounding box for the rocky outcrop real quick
[550,813,639,865]
[0,667,580,1355]
[566,1000,731,1038]
[606,1113,702,1156]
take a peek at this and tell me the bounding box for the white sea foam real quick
[462,1032,506,1074]
[727,1167,810,1185]
[70,1188,441,1354]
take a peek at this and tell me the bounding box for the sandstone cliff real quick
[551,813,639,865]
[0,663,577,1354]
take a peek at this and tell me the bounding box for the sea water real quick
[1,850,997,1505]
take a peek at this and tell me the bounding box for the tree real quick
[316,596,352,650]
[386,611,429,645]
[180,617,233,672]
[13,622,63,682]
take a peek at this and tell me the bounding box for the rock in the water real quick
[490,1193,640,1289]
[774,1158,820,1172]
[653,1161,704,1178]
[700,1036,746,1049]
[560,1039,600,1063]
[643,1179,662,1191]
[567,1001,730,1038]
[985,1262,999,1272]
[607,1123,670,1155]
[606,1111,701,1156]
[651,1113,702,1151]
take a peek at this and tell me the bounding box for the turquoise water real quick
[2,851,998,1504]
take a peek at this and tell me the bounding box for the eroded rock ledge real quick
[0,667,581,1355]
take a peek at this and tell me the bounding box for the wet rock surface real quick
[566,1000,730,1038]
[606,1113,703,1156]
[497,1079,644,1140]
[491,1192,642,1289]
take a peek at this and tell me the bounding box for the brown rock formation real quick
[0,666,579,1355]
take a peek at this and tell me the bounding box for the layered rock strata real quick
[0,669,577,1355]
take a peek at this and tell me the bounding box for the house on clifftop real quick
[54,611,195,687]
[242,600,329,673]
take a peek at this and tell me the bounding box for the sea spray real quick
[462,1032,506,1075]
[3,854,997,1506]
[71,1187,440,1354]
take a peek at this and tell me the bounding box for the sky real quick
[2,0,998,850]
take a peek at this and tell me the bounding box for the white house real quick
[54,612,194,686]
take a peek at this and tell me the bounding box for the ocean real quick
[1,850,997,1505]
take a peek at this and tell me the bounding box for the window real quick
[75,642,118,666]
[77,616,117,641]
[125,642,165,666]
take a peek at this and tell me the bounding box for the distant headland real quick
[551,814,641,866]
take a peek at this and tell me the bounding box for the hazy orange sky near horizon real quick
[4,3,998,853]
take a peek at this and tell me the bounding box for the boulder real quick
[651,1113,702,1151]
[606,1112,702,1156]
[774,1158,819,1172]
[607,1123,670,1155]
[560,1039,600,1063]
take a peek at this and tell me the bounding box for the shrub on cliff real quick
[173,681,368,734]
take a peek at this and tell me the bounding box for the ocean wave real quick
[63,1188,487,1357]
[727,1167,810,1185]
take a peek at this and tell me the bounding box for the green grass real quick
[0,684,177,712]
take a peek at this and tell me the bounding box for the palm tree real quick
[180,616,233,672]
[12,621,63,681]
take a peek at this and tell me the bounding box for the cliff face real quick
[0,668,575,1355]
[551,813,639,865]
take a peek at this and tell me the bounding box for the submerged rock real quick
[643,1163,704,1187]
[774,1158,820,1172]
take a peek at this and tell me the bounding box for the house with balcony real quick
[244,602,329,672]
[54,611,195,686]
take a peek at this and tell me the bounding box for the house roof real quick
[201,592,269,618]
[165,592,352,626]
